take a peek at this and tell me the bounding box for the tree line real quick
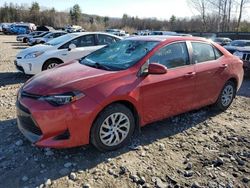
[0,1,250,32]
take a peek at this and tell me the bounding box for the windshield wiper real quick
[82,59,112,71]
[93,62,112,70]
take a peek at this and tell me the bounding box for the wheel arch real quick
[42,58,64,70]
[227,77,238,89]
[90,100,141,143]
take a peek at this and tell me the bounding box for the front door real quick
[139,42,196,124]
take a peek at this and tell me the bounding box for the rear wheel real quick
[42,59,61,71]
[91,104,135,151]
[23,38,28,43]
[215,81,236,111]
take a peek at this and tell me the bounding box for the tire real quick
[42,59,61,71]
[91,103,135,151]
[215,80,236,111]
[23,38,27,43]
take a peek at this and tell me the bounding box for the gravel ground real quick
[0,34,249,188]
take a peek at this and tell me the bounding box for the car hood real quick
[22,61,119,95]
[16,44,54,58]
[224,45,250,51]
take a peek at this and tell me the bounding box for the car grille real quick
[14,60,24,73]
[242,53,250,61]
[16,101,42,136]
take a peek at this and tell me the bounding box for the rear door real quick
[190,41,227,108]
[139,42,196,124]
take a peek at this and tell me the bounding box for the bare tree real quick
[236,0,249,31]
[188,0,210,31]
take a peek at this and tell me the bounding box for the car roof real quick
[124,35,207,42]
[67,32,123,39]
[232,39,250,42]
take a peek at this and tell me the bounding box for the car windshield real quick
[43,32,54,38]
[230,40,250,47]
[80,40,159,71]
[45,34,76,46]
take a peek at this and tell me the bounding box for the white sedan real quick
[14,32,122,75]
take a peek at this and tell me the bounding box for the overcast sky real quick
[1,0,250,20]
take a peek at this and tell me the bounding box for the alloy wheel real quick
[221,85,234,107]
[99,112,130,147]
[47,63,58,69]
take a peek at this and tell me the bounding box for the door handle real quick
[184,72,196,77]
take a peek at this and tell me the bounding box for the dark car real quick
[213,37,232,46]
[233,48,250,75]
[224,40,250,75]
[224,40,250,53]
[27,31,51,46]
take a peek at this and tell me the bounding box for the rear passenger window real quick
[191,42,215,63]
[214,48,223,59]
[97,34,119,45]
[149,42,190,69]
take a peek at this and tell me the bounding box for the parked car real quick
[224,40,250,53]
[16,31,45,43]
[150,31,177,36]
[2,23,12,34]
[232,48,250,75]
[213,37,232,46]
[15,32,122,75]
[27,31,51,45]
[106,29,129,37]
[16,36,243,151]
[28,31,67,46]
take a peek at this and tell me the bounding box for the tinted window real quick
[60,35,95,49]
[149,42,190,69]
[97,34,119,45]
[191,42,215,63]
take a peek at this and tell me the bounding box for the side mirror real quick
[68,43,76,51]
[148,63,167,74]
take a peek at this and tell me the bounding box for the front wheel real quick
[215,81,236,111]
[91,104,135,151]
[42,59,61,71]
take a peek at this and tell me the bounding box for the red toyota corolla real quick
[16,36,244,151]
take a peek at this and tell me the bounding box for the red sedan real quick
[16,36,244,151]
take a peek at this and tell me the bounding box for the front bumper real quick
[16,91,100,148]
[14,57,43,75]
[16,100,42,143]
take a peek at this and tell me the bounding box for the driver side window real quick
[149,42,190,69]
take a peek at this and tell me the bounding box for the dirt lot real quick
[0,34,249,188]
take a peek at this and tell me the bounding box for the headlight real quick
[24,51,44,59]
[39,91,85,106]
[233,51,243,59]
